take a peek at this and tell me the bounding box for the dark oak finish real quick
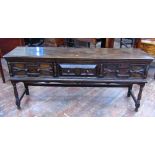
[4,47,153,111]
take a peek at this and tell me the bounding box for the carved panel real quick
[129,64,148,78]
[103,64,119,77]
[116,63,130,78]
[98,63,147,79]
[11,63,26,76]
[10,62,54,77]
[99,63,120,78]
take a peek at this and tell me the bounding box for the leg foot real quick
[134,84,145,112]
[24,83,29,95]
[0,58,5,83]
[135,101,140,112]
[17,104,21,110]
[12,82,21,109]
[135,108,138,112]
[127,85,132,97]
[16,98,21,110]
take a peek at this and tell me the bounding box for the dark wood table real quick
[4,47,153,111]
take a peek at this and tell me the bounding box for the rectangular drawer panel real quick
[99,63,148,79]
[129,64,148,78]
[58,63,98,77]
[9,62,54,77]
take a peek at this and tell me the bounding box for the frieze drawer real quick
[129,64,148,78]
[58,63,98,77]
[99,63,149,79]
[9,62,54,77]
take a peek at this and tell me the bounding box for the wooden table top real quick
[4,47,154,61]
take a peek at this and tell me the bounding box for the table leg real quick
[135,84,145,112]
[11,82,21,109]
[24,83,29,95]
[0,58,5,83]
[127,85,132,97]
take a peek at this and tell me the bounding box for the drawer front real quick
[99,63,149,79]
[8,61,149,80]
[58,63,98,77]
[9,62,54,77]
[129,64,148,78]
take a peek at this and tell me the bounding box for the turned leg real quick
[127,85,132,97]
[0,58,5,83]
[24,83,29,95]
[12,82,21,109]
[135,84,145,112]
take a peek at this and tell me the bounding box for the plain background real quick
[0,0,155,155]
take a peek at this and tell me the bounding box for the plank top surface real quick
[4,47,154,60]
